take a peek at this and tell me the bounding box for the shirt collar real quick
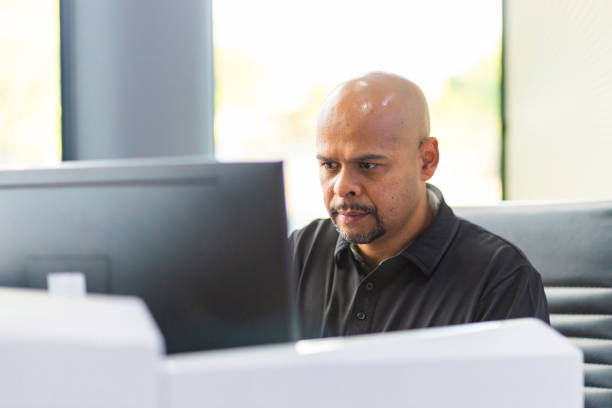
[333,184,460,276]
[399,184,459,276]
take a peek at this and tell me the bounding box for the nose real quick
[333,167,362,198]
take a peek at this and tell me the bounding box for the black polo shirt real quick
[289,185,550,339]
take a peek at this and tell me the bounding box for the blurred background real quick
[1,0,611,230]
[213,0,502,228]
[0,0,61,167]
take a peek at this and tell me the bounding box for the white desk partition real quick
[0,288,163,408]
[162,319,583,408]
[0,288,582,407]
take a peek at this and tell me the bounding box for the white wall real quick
[506,0,612,200]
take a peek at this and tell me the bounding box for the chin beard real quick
[337,225,386,244]
[332,214,386,244]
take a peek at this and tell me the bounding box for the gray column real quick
[60,0,214,160]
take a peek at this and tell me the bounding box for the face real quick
[316,96,428,246]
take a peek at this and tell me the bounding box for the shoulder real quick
[289,218,338,257]
[451,217,548,321]
[453,216,543,287]
[289,219,340,275]
[455,217,532,265]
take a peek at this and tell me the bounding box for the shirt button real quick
[365,282,374,291]
[356,311,367,320]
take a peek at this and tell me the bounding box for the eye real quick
[360,162,377,170]
[321,161,339,170]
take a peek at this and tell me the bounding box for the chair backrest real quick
[455,200,612,408]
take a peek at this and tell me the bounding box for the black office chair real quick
[455,200,612,408]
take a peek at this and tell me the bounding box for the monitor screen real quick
[0,158,296,354]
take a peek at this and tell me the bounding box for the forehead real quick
[316,99,409,158]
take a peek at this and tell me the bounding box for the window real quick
[1,0,502,227]
[0,0,61,168]
[213,0,502,229]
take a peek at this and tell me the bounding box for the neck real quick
[357,190,434,269]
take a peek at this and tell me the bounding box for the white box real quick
[0,288,163,408]
[162,319,582,408]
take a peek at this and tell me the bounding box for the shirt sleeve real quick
[474,264,550,324]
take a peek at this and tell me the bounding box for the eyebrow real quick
[352,154,387,161]
[316,154,388,162]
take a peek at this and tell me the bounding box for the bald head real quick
[317,72,430,146]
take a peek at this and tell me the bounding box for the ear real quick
[419,137,439,181]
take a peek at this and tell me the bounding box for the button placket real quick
[347,269,383,333]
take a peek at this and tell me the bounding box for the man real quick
[289,72,549,339]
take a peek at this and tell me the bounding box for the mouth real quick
[336,210,370,224]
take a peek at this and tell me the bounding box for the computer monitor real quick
[0,158,295,354]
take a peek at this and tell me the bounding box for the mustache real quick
[330,203,377,216]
